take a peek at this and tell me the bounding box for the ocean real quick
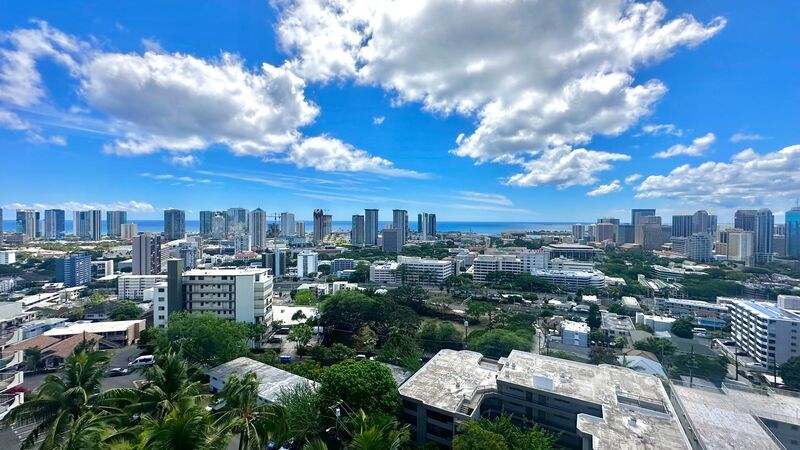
[3,220,577,236]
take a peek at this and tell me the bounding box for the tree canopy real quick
[780,357,800,390]
[317,360,400,416]
[166,312,251,367]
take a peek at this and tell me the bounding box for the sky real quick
[1,0,799,223]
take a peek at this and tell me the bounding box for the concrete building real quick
[0,251,16,265]
[262,250,287,277]
[778,295,800,311]
[396,255,454,285]
[399,349,690,448]
[365,209,379,246]
[571,224,585,241]
[295,221,305,237]
[54,253,91,287]
[212,213,226,240]
[234,234,251,254]
[44,209,66,240]
[418,212,437,240]
[392,209,409,245]
[727,230,755,266]
[312,209,325,242]
[616,223,635,245]
[183,268,273,324]
[594,222,616,243]
[370,260,399,283]
[120,223,137,240]
[635,221,663,251]
[655,298,730,323]
[74,210,102,241]
[91,260,114,278]
[199,211,215,237]
[635,313,676,333]
[163,209,186,242]
[542,243,602,260]
[133,233,161,275]
[15,209,37,240]
[209,357,317,403]
[381,229,402,253]
[330,258,356,273]
[297,251,319,278]
[280,212,295,237]
[631,208,656,226]
[754,208,774,265]
[227,208,248,238]
[118,274,167,300]
[530,268,605,290]
[351,214,365,246]
[730,299,800,367]
[44,319,146,347]
[106,210,127,238]
[601,311,635,339]
[686,233,713,263]
[560,320,589,347]
[249,209,267,251]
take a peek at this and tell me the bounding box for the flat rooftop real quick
[208,357,317,403]
[184,268,269,276]
[671,382,800,449]
[601,311,635,331]
[44,319,144,336]
[739,301,800,321]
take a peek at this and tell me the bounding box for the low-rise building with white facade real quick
[0,251,16,265]
[370,260,399,284]
[117,274,167,300]
[601,311,635,339]
[560,320,589,347]
[395,256,454,285]
[296,251,318,278]
[182,268,273,324]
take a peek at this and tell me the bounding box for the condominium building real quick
[249,208,267,251]
[396,255,454,284]
[754,208,774,265]
[730,299,800,367]
[0,251,16,265]
[365,209,379,246]
[44,209,65,240]
[15,209,37,240]
[418,212,437,240]
[120,223,138,240]
[212,213,226,239]
[297,251,319,278]
[399,349,689,448]
[381,229,402,253]
[132,233,162,275]
[472,254,525,283]
[727,229,754,266]
[74,210,102,241]
[227,208,248,238]
[330,258,357,273]
[164,209,186,242]
[295,222,306,237]
[182,268,273,324]
[686,233,712,263]
[199,211,215,237]
[280,212,296,237]
[351,214,365,246]
[392,209,409,245]
[118,274,167,300]
[106,210,127,237]
[654,298,730,322]
[262,250,287,278]
[54,253,91,287]
[571,224,585,241]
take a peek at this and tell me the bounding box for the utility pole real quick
[688,345,697,388]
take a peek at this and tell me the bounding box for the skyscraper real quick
[631,209,656,226]
[692,210,715,235]
[351,214,365,246]
[249,208,267,250]
[418,212,437,240]
[572,224,585,241]
[296,222,306,237]
[392,209,409,245]
[164,209,186,241]
[787,207,800,258]
[728,230,755,267]
[323,214,333,239]
[74,210,102,241]
[382,229,402,253]
[595,223,616,242]
[0,208,3,243]
[671,215,693,238]
[16,209,37,240]
[212,213,226,239]
[227,208,248,237]
[133,233,162,275]
[755,208,774,265]
[107,210,127,237]
[55,252,91,287]
[199,211,215,237]
[687,233,713,263]
[280,212,296,237]
[365,209,379,246]
[735,210,757,231]
[44,209,65,240]
[313,209,325,242]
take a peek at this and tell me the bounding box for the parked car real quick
[279,355,292,364]
[267,337,282,344]
[128,355,156,368]
[107,367,129,377]
[275,328,291,335]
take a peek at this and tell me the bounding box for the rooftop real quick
[183,267,269,276]
[736,300,800,321]
[601,311,635,331]
[208,357,318,403]
[44,319,145,336]
[561,320,589,333]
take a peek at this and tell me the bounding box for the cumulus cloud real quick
[372,116,384,125]
[640,123,683,137]
[456,191,512,206]
[653,132,715,158]
[25,132,67,146]
[170,154,198,167]
[636,145,800,205]
[504,146,631,188]
[730,132,766,143]
[624,173,642,184]
[0,108,29,130]
[3,200,156,213]
[284,136,427,177]
[587,180,622,196]
[276,0,724,185]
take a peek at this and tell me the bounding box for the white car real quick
[128,355,156,368]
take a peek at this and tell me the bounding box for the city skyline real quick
[2,1,799,222]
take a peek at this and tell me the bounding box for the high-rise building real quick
[16,209,37,240]
[727,230,755,266]
[595,222,616,242]
[297,251,319,278]
[382,229,402,253]
[74,210,102,241]
[296,222,305,237]
[631,209,656,226]
[392,209,409,245]
[755,208,774,265]
[0,208,3,242]
[597,217,620,225]
[635,221,663,251]
[280,212,296,237]
[735,209,757,231]
[686,233,713,262]
[234,234,251,254]
[133,233,162,275]
[692,210,715,235]
[572,224,585,241]
[365,209,379,246]
[786,207,800,258]
[227,208,248,238]
[163,209,186,241]
[262,250,287,277]
[182,268,273,324]
[313,209,325,242]
[44,209,65,240]
[212,213,226,239]
[121,223,138,239]
[107,211,127,237]
[615,224,635,244]
[199,211,215,237]
[351,214,365,246]
[268,222,280,238]
[774,234,787,257]
[55,252,91,287]
[671,214,693,238]
[418,212,437,240]
[249,209,267,251]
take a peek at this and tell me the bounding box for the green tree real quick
[213,372,286,450]
[466,300,493,324]
[378,328,423,370]
[454,415,555,450]
[288,324,314,354]
[780,357,800,390]
[318,360,399,416]
[310,343,356,366]
[321,291,419,343]
[349,263,370,283]
[24,347,44,371]
[634,337,676,362]
[454,421,507,450]
[166,312,250,367]
[416,321,463,353]
[385,286,429,312]
[139,398,230,450]
[347,409,409,450]
[109,300,143,320]
[294,290,317,306]
[467,329,530,358]
[276,382,322,444]
[138,327,168,353]
[586,304,602,329]
[589,347,618,365]
[671,318,694,338]
[2,348,111,449]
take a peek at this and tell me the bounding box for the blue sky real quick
[1,0,799,223]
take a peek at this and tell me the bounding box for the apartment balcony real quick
[0,371,24,392]
[0,392,24,421]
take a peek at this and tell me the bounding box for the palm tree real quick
[346,410,409,450]
[212,372,287,450]
[139,398,230,450]
[50,411,128,450]
[2,348,111,449]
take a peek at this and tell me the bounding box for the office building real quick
[54,253,91,287]
[730,299,800,368]
[671,214,693,238]
[381,229,401,253]
[295,222,305,237]
[163,209,186,242]
[691,210,715,235]
[351,214,365,246]
[635,221,663,251]
[594,222,616,242]
[615,223,635,244]
[227,208,248,238]
[395,256,454,284]
[132,233,161,275]
[365,209,379,246]
[262,250,287,277]
[182,268,273,324]
[330,258,357,273]
[199,211,215,237]
[212,213,226,239]
[43,209,65,240]
[91,260,114,278]
[106,210,127,237]
[774,234,787,257]
[571,224,585,241]
[754,208,774,264]
[786,207,800,258]
[735,209,757,231]
[727,230,755,266]
[400,349,688,448]
[392,209,409,245]
[280,212,295,237]
[631,208,656,226]
[686,232,713,263]
[249,208,267,251]
[120,223,137,239]
[297,251,319,278]
[312,209,325,242]
[16,209,37,240]
[418,212,437,239]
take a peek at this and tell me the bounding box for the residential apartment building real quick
[395,255,454,284]
[730,299,800,368]
[118,274,167,300]
[164,209,186,242]
[44,209,65,240]
[199,211,215,237]
[249,209,267,251]
[182,268,273,324]
[15,209,37,240]
[297,251,318,278]
[106,210,127,237]
[392,209,409,245]
[227,208,248,238]
[132,233,162,275]
[727,229,755,266]
[754,208,774,265]
[351,214,365,246]
[381,229,402,253]
[54,253,91,287]
[365,209,379,246]
[74,210,102,241]
[280,212,296,237]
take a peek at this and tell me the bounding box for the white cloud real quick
[170,154,199,167]
[25,132,67,146]
[730,132,766,143]
[140,172,214,184]
[0,108,29,130]
[504,146,631,188]
[653,132,715,158]
[624,173,642,184]
[640,123,683,137]
[587,179,622,196]
[372,116,385,125]
[277,0,724,185]
[455,191,512,206]
[284,135,427,178]
[3,200,156,213]
[636,145,800,205]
